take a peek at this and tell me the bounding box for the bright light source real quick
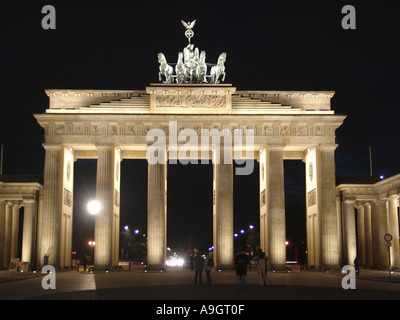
[87,200,101,215]
[134,229,139,234]
[234,233,238,238]
[124,226,129,230]
[240,229,245,234]
[249,225,254,229]
[380,175,385,180]
[166,257,184,267]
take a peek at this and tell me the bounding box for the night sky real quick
[0,1,399,258]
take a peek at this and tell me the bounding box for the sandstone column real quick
[388,196,399,269]
[371,200,389,269]
[318,146,340,269]
[3,203,12,268]
[10,204,20,260]
[267,146,286,270]
[259,147,268,258]
[356,204,366,266]
[94,146,114,271]
[39,145,62,268]
[213,146,234,269]
[363,203,373,267]
[147,148,167,270]
[22,200,37,265]
[0,202,5,268]
[342,199,356,265]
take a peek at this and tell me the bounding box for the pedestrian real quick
[194,252,204,284]
[354,256,360,276]
[204,253,214,285]
[252,249,268,286]
[82,254,88,271]
[234,249,249,289]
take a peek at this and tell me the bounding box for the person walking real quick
[253,249,268,286]
[204,253,214,285]
[234,249,249,289]
[194,252,204,284]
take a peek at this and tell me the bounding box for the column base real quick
[145,264,165,272]
[93,265,112,273]
[216,264,234,271]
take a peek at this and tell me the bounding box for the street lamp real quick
[88,241,95,265]
[87,200,101,215]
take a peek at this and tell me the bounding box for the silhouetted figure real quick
[354,256,360,276]
[234,249,249,288]
[204,253,214,285]
[252,249,268,286]
[194,253,204,284]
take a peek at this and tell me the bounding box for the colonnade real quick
[341,194,400,270]
[0,182,41,270]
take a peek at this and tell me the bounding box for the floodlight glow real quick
[380,175,385,180]
[249,225,254,229]
[134,229,139,234]
[166,257,184,267]
[87,200,101,215]
[124,226,129,230]
[234,233,238,237]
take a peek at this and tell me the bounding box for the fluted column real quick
[3,203,12,268]
[363,203,373,267]
[318,146,340,269]
[10,204,20,260]
[343,200,356,265]
[371,200,389,269]
[268,147,286,270]
[213,147,234,269]
[94,146,114,271]
[147,148,167,270]
[0,202,5,268]
[388,196,399,269]
[259,147,268,257]
[39,145,62,267]
[356,204,366,266]
[22,200,37,266]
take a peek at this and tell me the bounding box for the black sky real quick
[0,1,399,256]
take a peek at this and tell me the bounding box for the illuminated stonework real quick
[33,83,346,271]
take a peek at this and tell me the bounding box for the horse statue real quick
[158,53,174,84]
[196,51,207,83]
[175,52,186,84]
[210,52,227,84]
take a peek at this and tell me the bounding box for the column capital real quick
[266,145,285,151]
[318,144,338,151]
[42,144,62,151]
[95,144,115,150]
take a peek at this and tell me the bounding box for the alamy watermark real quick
[146,121,255,176]
[341,265,356,290]
[41,265,56,289]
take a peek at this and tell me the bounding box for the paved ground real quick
[0,267,399,301]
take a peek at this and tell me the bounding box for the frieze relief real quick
[155,94,226,108]
[48,121,327,137]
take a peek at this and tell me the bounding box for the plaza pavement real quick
[0,267,399,301]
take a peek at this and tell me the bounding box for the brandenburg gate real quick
[33,21,346,271]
